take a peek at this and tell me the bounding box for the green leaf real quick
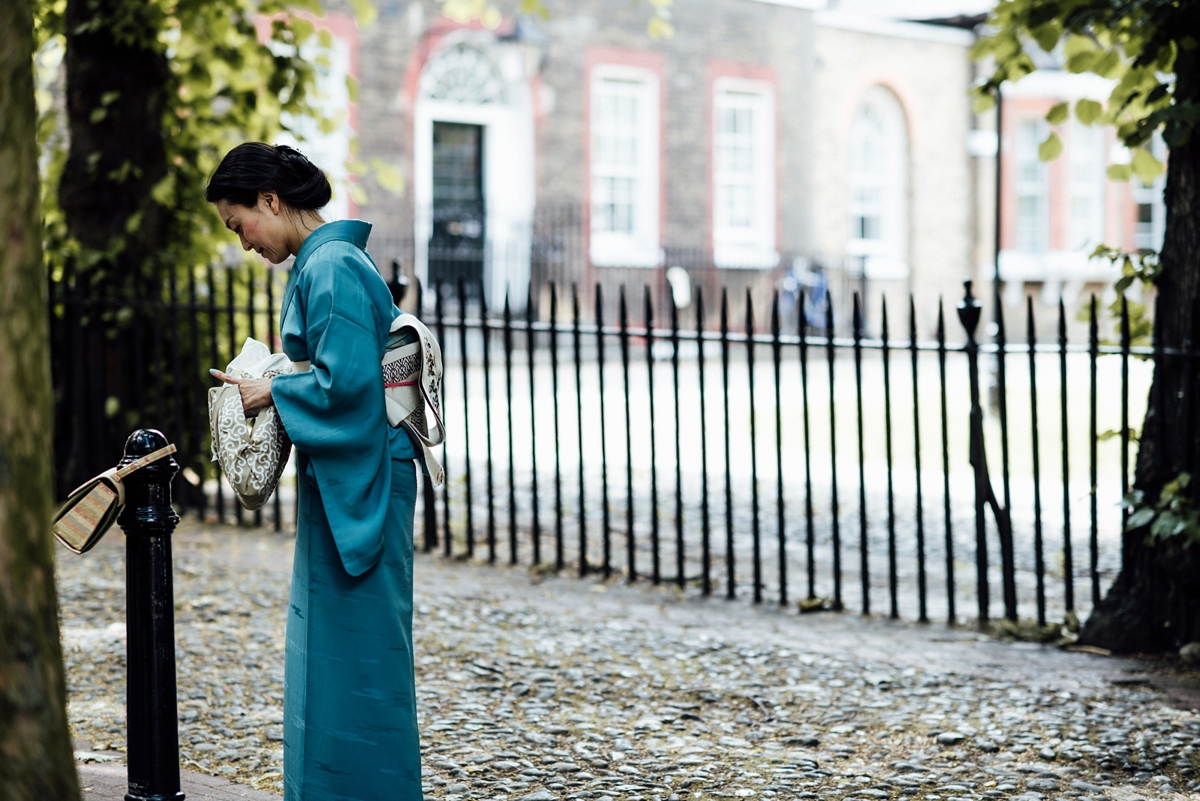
[346,74,360,104]
[349,183,369,206]
[1046,101,1069,125]
[151,173,176,206]
[1075,99,1103,125]
[1065,50,1097,73]
[1107,163,1133,181]
[1126,508,1157,530]
[1131,147,1164,184]
[369,157,405,194]
[1038,131,1063,161]
[89,107,107,124]
[348,0,378,28]
[971,88,995,114]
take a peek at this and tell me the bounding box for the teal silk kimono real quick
[271,220,423,801]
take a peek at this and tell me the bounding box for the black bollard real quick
[118,429,185,801]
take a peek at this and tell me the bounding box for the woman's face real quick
[215,193,293,264]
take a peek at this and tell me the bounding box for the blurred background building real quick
[300,0,1163,334]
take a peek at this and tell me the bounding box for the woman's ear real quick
[261,191,282,216]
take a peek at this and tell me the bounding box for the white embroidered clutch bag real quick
[209,338,293,511]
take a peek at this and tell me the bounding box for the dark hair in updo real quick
[205,142,332,210]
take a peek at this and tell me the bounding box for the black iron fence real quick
[48,254,1145,629]
[425,278,1142,629]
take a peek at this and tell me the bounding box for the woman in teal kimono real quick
[207,142,423,800]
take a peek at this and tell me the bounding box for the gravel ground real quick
[58,521,1200,801]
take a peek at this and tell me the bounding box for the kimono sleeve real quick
[271,246,391,576]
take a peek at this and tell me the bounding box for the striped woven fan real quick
[53,444,176,554]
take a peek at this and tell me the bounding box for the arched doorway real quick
[413,36,535,308]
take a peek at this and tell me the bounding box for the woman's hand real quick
[210,369,275,415]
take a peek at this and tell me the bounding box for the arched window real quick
[419,42,505,105]
[846,87,908,279]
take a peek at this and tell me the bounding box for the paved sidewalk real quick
[60,521,1200,801]
[77,760,278,800]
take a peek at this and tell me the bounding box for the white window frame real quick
[1131,134,1166,252]
[845,86,908,280]
[1068,121,1107,252]
[1014,118,1050,253]
[589,64,660,268]
[712,78,777,269]
[276,35,354,222]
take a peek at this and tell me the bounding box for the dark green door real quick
[429,122,485,292]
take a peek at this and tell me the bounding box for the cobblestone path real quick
[59,522,1199,800]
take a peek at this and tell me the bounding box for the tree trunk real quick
[1080,47,1200,654]
[60,0,169,269]
[0,1,83,799]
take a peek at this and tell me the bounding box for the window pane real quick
[1068,123,1105,250]
[591,76,649,236]
[1014,119,1048,253]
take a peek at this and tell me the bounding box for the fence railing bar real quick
[437,314,1166,357]
[800,290,816,602]
[437,283,452,558]
[909,297,928,622]
[722,289,735,600]
[526,283,541,566]
[645,286,661,586]
[962,286,989,628]
[672,297,685,590]
[458,279,475,558]
[1027,297,1047,626]
[550,283,563,571]
[995,292,1017,622]
[572,285,587,577]
[187,266,207,523]
[747,291,763,604]
[504,290,517,564]
[418,281,437,552]
[1120,295,1131,558]
[207,263,224,525]
[772,292,787,608]
[595,284,611,579]
[225,268,242,526]
[167,267,186,517]
[827,291,842,611]
[619,287,635,582]
[481,283,497,565]
[1059,298,1074,613]
[697,287,712,596]
[938,301,955,624]
[266,265,282,532]
[882,299,898,620]
[1089,295,1101,608]
[247,267,262,529]
[853,293,869,615]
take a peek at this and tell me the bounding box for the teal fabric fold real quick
[272,220,422,800]
[284,458,422,801]
[272,219,416,577]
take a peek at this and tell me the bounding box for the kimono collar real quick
[281,220,373,328]
[293,219,373,272]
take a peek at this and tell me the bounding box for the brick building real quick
[288,0,996,333]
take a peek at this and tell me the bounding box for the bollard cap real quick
[117,429,180,533]
[118,429,179,482]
